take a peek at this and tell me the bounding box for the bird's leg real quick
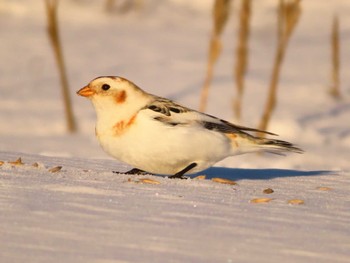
[113,168,152,175]
[168,163,197,179]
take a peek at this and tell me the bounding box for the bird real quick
[77,76,302,179]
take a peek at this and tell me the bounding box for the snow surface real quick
[1,0,350,262]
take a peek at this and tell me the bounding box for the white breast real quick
[96,112,233,175]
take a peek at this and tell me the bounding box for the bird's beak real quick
[77,86,95,97]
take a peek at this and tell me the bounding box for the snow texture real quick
[0,0,349,262]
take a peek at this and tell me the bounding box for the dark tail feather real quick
[256,138,303,155]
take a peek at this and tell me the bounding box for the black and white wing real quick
[141,97,275,137]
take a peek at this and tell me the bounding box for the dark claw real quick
[168,174,188,180]
[168,163,197,180]
[113,168,152,175]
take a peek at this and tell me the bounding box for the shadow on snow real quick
[191,167,335,181]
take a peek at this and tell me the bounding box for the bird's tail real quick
[255,137,303,155]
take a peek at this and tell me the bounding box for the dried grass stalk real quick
[257,0,301,137]
[233,0,251,121]
[277,0,285,41]
[330,14,341,98]
[45,0,76,133]
[105,0,115,11]
[199,0,231,112]
[105,0,143,13]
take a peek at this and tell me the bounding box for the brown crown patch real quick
[115,90,127,104]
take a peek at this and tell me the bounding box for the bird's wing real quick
[141,97,276,136]
[200,114,277,136]
[142,97,190,117]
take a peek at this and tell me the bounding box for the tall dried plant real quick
[330,14,341,98]
[233,0,251,121]
[105,0,115,11]
[277,0,285,41]
[105,0,143,13]
[199,0,231,112]
[45,0,76,133]
[257,0,301,137]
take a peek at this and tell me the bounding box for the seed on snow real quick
[48,166,62,173]
[250,198,273,204]
[32,162,39,168]
[211,177,237,185]
[9,158,24,165]
[288,199,304,205]
[139,178,161,185]
[316,187,332,191]
[263,188,274,194]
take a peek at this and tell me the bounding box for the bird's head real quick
[77,76,150,112]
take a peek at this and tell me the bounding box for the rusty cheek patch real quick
[115,90,127,104]
[226,134,239,147]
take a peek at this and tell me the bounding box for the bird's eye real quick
[101,84,110,91]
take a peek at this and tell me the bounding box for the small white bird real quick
[77,76,302,179]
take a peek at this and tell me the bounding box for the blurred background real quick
[0,0,349,170]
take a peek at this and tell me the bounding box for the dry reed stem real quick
[257,0,301,137]
[105,0,115,11]
[277,0,285,41]
[45,0,76,133]
[105,0,143,13]
[330,14,341,98]
[199,0,231,112]
[233,0,251,121]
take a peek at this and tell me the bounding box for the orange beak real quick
[77,86,95,97]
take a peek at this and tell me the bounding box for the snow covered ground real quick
[1,0,349,262]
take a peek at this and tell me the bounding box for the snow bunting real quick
[77,76,302,179]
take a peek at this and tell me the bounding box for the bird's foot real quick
[168,174,189,180]
[168,163,197,180]
[113,168,152,175]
